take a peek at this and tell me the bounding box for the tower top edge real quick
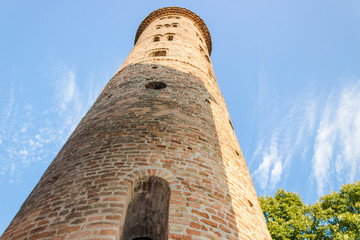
[134,7,212,55]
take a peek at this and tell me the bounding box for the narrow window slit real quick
[229,120,234,130]
[208,69,213,78]
[205,55,211,63]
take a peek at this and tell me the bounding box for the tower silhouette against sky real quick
[1,7,271,240]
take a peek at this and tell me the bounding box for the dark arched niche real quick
[121,176,171,240]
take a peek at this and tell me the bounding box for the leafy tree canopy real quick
[260,181,360,240]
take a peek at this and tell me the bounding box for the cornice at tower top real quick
[135,7,212,55]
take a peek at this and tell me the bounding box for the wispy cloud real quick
[0,65,105,183]
[270,160,283,187]
[312,79,360,196]
[253,133,282,189]
[55,69,77,114]
[252,76,360,199]
[252,87,319,191]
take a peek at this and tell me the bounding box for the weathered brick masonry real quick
[1,7,271,240]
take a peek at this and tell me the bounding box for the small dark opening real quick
[168,35,174,41]
[155,50,166,56]
[145,82,167,90]
[152,66,158,69]
[208,69,213,78]
[150,50,167,57]
[229,120,234,130]
[205,55,211,63]
[154,36,160,42]
[248,200,254,208]
[132,238,153,240]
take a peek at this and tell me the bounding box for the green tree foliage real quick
[319,181,360,239]
[259,189,314,239]
[259,181,360,240]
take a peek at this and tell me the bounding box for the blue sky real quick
[1,0,360,235]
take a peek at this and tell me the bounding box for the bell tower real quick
[1,7,271,240]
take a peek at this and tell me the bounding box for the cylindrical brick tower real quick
[1,7,271,240]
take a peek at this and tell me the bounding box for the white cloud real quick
[252,86,319,191]
[55,69,77,113]
[253,134,282,189]
[253,79,360,198]
[5,84,15,122]
[0,64,106,183]
[312,100,336,196]
[10,163,15,176]
[312,79,360,196]
[270,160,282,186]
[19,150,28,156]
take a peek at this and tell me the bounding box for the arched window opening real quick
[121,176,170,240]
[164,24,171,28]
[167,35,174,41]
[172,23,178,28]
[156,25,162,29]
